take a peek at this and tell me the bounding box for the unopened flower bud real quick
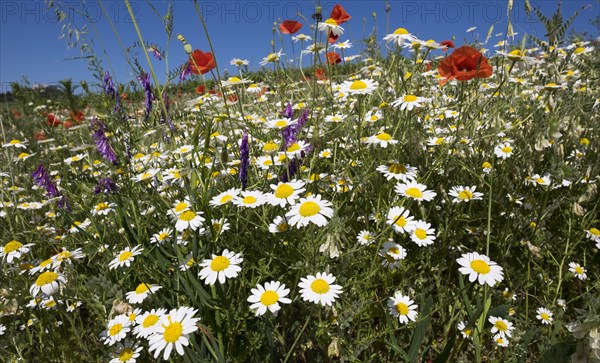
[184,43,193,54]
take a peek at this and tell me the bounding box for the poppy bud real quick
[177,34,186,43]
[184,43,193,54]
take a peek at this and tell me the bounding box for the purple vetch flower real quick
[94,177,120,195]
[238,130,250,189]
[138,72,155,119]
[283,108,310,148]
[32,164,59,198]
[161,91,175,132]
[280,144,313,182]
[90,117,118,165]
[148,46,162,61]
[32,164,70,211]
[103,71,121,111]
[179,63,192,82]
[280,102,294,119]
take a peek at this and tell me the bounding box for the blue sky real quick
[1,0,598,93]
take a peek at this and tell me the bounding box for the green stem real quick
[283,314,311,363]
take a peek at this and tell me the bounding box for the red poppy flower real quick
[121,93,128,100]
[34,132,46,141]
[328,31,339,44]
[189,50,216,75]
[10,109,22,118]
[438,46,493,85]
[330,4,351,25]
[440,40,455,49]
[326,52,342,65]
[64,121,73,129]
[70,110,85,123]
[196,85,205,94]
[279,20,303,34]
[47,114,61,127]
[315,68,326,80]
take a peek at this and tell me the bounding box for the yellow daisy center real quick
[589,228,599,236]
[388,164,407,175]
[376,133,392,141]
[179,210,197,222]
[389,247,400,254]
[575,266,584,274]
[275,184,294,199]
[574,47,585,54]
[119,251,133,262]
[135,283,150,294]
[470,259,491,274]
[9,139,21,145]
[501,146,513,153]
[540,312,549,320]
[393,27,409,35]
[163,321,183,343]
[395,302,409,315]
[415,228,427,240]
[242,196,257,204]
[260,291,279,306]
[310,278,330,294]
[404,94,417,102]
[210,256,230,272]
[458,190,474,200]
[394,216,406,227]
[325,18,338,25]
[96,202,108,211]
[109,323,123,337]
[494,320,508,331]
[349,80,367,90]
[36,271,58,286]
[118,348,134,362]
[299,201,321,217]
[277,222,289,232]
[263,141,279,152]
[142,314,159,328]
[287,143,301,152]
[175,202,188,213]
[275,120,288,128]
[158,233,169,240]
[405,187,423,199]
[39,258,53,268]
[228,76,241,83]
[4,240,23,253]
[220,195,233,204]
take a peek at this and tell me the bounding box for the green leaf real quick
[408,296,433,363]
[536,340,577,363]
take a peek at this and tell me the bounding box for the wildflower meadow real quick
[1,1,599,362]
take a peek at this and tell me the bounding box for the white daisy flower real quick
[1,240,33,263]
[364,131,398,148]
[383,27,418,47]
[268,216,290,234]
[125,283,162,304]
[339,79,378,95]
[150,228,173,245]
[457,321,473,339]
[391,94,427,111]
[536,307,553,325]
[103,314,131,346]
[449,186,483,203]
[386,206,416,234]
[457,252,504,286]
[569,262,587,280]
[108,246,144,270]
[586,227,600,243]
[92,201,116,216]
[174,210,205,232]
[209,188,240,207]
[395,181,437,202]
[410,220,436,247]
[494,143,514,159]
[233,190,268,208]
[489,316,513,338]
[268,180,306,207]
[494,334,510,347]
[318,18,344,36]
[376,162,418,182]
[29,271,67,296]
[147,307,200,361]
[388,292,418,324]
[134,308,167,339]
[356,230,375,246]
[286,195,334,228]
[198,249,243,285]
[298,272,343,306]
[247,280,292,316]
[109,341,143,363]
